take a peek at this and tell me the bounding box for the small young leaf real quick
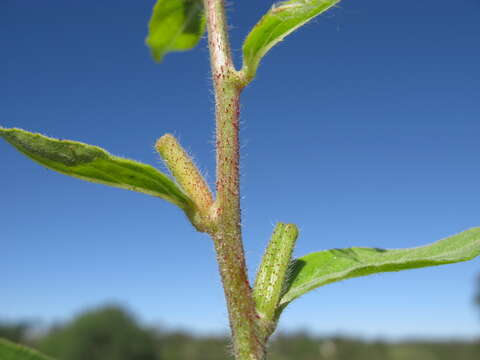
[0,127,194,212]
[146,0,206,62]
[0,338,53,360]
[242,0,340,81]
[280,228,480,306]
[156,134,213,217]
[254,223,298,337]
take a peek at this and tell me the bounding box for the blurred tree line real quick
[1,304,479,360]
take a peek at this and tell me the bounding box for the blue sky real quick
[1,0,479,339]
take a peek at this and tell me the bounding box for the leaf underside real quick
[146,0,206,62]
[242,0,341,80]
[281,227,480,306]
[0,338,53,360]
[0,127,193,211]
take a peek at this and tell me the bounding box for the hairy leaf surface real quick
[146,0,205,62]
[254,223,298,322]
[0,338,53,360]
[0,127,193,211]
[242,0,340,80]
[281,228,480,305]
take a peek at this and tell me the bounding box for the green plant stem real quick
[203,0,264,359]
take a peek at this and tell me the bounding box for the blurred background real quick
[1,0,479,358]
[1,299,480,359]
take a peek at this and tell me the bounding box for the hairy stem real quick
[203,0,264,358]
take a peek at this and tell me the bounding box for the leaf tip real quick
[0,127,22,142]
[0,125,11,134]
[145,36,165,63]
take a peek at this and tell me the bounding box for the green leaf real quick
[0,338,53,360]
[0,127,194,212]
[280,228,480,306]
[146,0,206,62]
[254,223,298,336]
[242,0,340,81]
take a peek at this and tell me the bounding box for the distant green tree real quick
[268,332,319,360]
[158,331,231,360]
[37,305,158,360]
[390,341,480,360]
[0,322,30,343]
[476,274,480,311]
